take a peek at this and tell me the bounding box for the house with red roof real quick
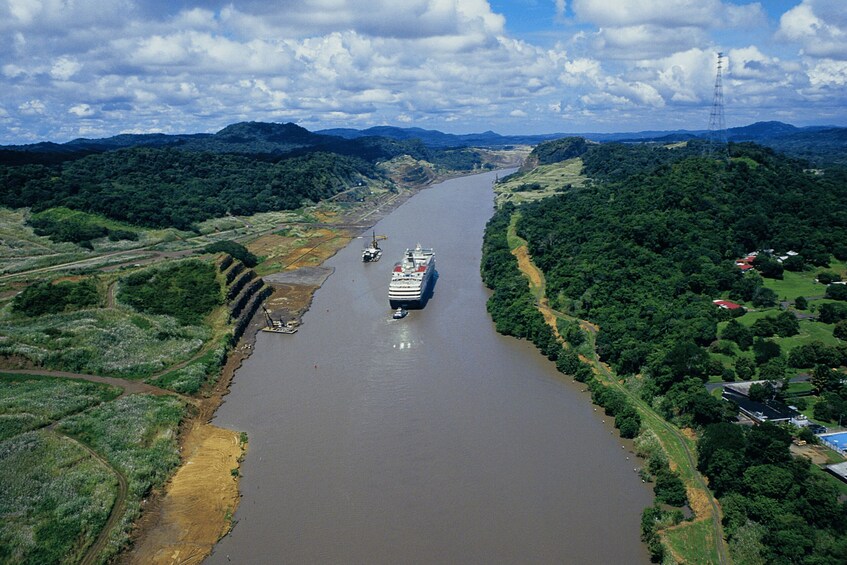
[713,299,743,310]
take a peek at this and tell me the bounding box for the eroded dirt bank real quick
[125,423,245,565]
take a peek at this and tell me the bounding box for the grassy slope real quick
[0,375,126,563]
[494,158,587,206]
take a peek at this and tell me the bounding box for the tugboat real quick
[393,307,408,319]
[362,231,387,262]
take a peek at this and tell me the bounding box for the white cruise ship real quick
[388,244,436,308]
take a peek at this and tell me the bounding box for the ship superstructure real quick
[388,244,435,308]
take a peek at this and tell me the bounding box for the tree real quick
[810,364,842,394]
[735,357,757,380]
[753,338,781,365]
[773,311,799,337]
[817,271,841,285]
[722,319,753,350]
[813,392,846,423]
[834,320,847,341]
[654,468,688,506]
[752,255,784,279]
[752,317,776,337]
[752,286,778,308]
[825,283,847,301]
[794,295,807,310]
[748,382,773,402]
[758,357,787,382]
[782,255,805,272]
[818,302,847,324]
[743,464,794,498]
[205,240,259,268]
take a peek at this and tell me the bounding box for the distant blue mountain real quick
[2,120,844,166]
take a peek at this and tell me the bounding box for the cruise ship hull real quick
[388,271,436,309]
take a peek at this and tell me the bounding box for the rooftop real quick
[723,389,800,423]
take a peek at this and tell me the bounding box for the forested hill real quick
[484,141,847,562]
[0,122,486,230]
[0,149,377,229]
[0,121,481,166]
[516,142,847,378]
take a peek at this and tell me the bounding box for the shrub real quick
[817,271,841,285]
[825,284,847,301]
[117,259,221,324]
[12,279,100,317]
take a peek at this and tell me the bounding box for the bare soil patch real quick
[125,423,245,565]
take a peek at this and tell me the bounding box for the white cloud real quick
[50,56,82,80]
[778,0,847,60]
[728,46,786,82]
[68,103,96,117]
[571,0,763,29]
[19,99,46,115]
[807,59,847,87]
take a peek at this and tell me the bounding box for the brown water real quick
[207,171,652,564]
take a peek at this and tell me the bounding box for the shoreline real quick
[122,166,507,563]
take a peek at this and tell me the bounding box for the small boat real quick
[392,307,408,319]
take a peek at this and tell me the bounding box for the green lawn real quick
[763,260,847,301]
[778,319,838,352]
[764,270,827,300]
[495,158,587,205]
[717,314,838,355]
[785,381,813,395]
[664,518,720,565]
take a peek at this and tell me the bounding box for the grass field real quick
[0,307,210,378]
[0,207,181,276]
[147,336,229,394]
[664,517,721,565]
[0,430,119,564]
[764,270,828,300]
[0,373,120,440]
[0,374,128,564]
[58,394,185,561]
[494,158,587,205]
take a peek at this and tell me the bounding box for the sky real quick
[1,0,846,144]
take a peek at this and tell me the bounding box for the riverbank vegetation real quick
[58,393,186,561]
[482,138,847,563]
[0,374,184,564]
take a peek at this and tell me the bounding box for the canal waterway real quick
[207,170,653,564]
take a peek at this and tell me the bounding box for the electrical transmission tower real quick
[707,52,728,159]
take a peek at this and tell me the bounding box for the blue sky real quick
[1,0,846,144]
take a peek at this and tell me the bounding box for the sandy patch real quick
[126,424,245,565]
[511,245,542,290]
[685,485,714,520]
